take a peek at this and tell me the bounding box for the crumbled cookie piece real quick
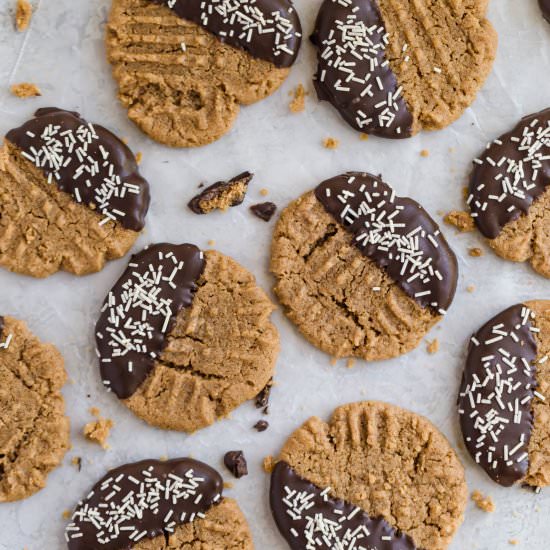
[427,339,439,354]
[346,358,355,368]
[509,539,519,546]
[62,509,71,519]
[83,415,114,450]
[467,285,476,293]
[471,490,495,512]
[223,481,234,489]
[188,172,253,214]
[330,357,338,366]
[224,451,248,479]
[254,420,269,432]
[323,137,340,149]
[15,0,32,31]
[289,84,307,113]
[250,202,277,222]
[135,151,142,164]
[444,210,475,232]
[260,188,269,197]
[10,83,41,98]
[420,149,430,157]
[360,133,369,141]
[263,455,276,474]
[71,456,82,471]
[469,247,483,257]
[207,239,216,247]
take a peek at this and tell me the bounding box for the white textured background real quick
[0,1,549,548]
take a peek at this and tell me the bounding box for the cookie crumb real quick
[159,455,168,462]
[263,455,276,474]
[323,137,340,149]
[254,419,269,432]
[135,151,142,164]
[15,0,32,31]
[427,339,439,354]
[330,357,338,366]
[289,84,307,113]
[471,490,495,512]
[62,510,71,520]
[207,239,216,247]
[83,416,113,450]
[250,202,277,222]
[509,540,519,546]
[255,380,272,409]
[420,149,430,157]
[467,285,476,293]
[359,133,369,141]
[89,407,100,417]
[346,358,355,368]
[71,456,82,471]
[188,172,252,214]
[444,210,475,232]
[10,82,41,98]
[469,247,483,257]
[260,188,269,197]
[223,481,234,489]
[224,451,248,478]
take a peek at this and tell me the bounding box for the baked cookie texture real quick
[271,175,457,360]
[468,109,550,278]
[0,109,150,278]
[96,244,279,432]
[272,401,467,550]
[0,316,70,502]
[106,0,300,147]
[311,0,497,138]
[459,301,550,488]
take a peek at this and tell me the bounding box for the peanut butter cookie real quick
[65,458,253,549]
[0,108,150,278]
[311,0,497,138]
[270,401,467,550]
[271,172,458,360]
[96,243,279,432]
[106,0,302,147]
[0,316,70,502]
[459,301,550,488]
[467,109,550,278]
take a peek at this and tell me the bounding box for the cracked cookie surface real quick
[273,401,467,550]
[0,316,70,502]
[271,190,445,360]
[106,0,294,147]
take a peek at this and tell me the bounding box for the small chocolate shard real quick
[254,420,269,432]
[188,172,253,214]
[224,451,248,479]
[255,380,272,409]
[250,202,277,221]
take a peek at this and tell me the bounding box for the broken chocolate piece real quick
[224,451,248,479]
[255,380,272,409]
[254,420,269,432]
[250,202,277,221]
[188,172,253,214]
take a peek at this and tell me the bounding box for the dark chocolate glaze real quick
[65,458,223,550]
[95,243,205,399]
[271,462,417,550]
[155,0,302,68]
[315,172,458,313]
[458,304,538,487]
[250,201,277,221]
[6,108,150,232]
[540,0,550,23]
[468,108,550,239]
[311,0,412,139]
[188,171,253,214]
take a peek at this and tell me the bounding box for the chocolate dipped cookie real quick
[270,401,467,550]
[311,0,497,138]
[459,301,550,488]
[467,108,550,278]
[106,0,302,147]
[271,172,458,360]
[65,458,253,549]
[0,108,150,277]
[95,243,279,432]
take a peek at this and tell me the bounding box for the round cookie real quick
[106,0,302,147]
[458,301,550,488]
[96,243,279,432]
[311,0,497,138]
[0,108,150,278]
[65,458,253,549]
[467,109,550,278]
[0,316,70,502]
[270,401,467,550]
[271,172,458,360]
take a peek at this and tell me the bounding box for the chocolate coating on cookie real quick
[468,109,550,240]
[311,0,412,138]
[540,0,550,23]
[95,243,205,398]
[155,0,302,68]
[65,458,222,549]
[6,108,150,231]
[271,462,416,549]
[315,172,457,313]
[458,304,538,486]
[188,171,252,214]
